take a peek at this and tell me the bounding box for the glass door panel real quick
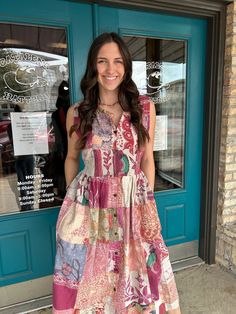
[0,23,69,214]
[123,36,186,192]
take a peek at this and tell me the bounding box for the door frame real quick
[76,0,228,264]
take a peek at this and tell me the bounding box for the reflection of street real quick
[0,118,14,174]
[0,173,19,213]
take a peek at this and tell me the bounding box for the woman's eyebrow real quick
[97,57,123,59]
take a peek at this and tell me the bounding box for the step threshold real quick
[172,256,205,272]
[0,296,52,314]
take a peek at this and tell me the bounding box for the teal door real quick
[97,6,206,261]
[0,0,93,308]
[0,0,206,309]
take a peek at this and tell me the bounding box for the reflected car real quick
[0,118,15,174]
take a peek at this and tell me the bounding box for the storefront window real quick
[123,36,186,191]
[0,23,69,214]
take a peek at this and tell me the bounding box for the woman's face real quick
[96,42,125,94]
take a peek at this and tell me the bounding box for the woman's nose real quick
[106,61,115,73]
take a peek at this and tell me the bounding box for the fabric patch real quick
[140,201,162,241]
[53,282,77,311]
[57,203,90,244]
[54,238,87,283]
[89,177,122,208]
[75,272,113,310]
[88,207,122,243]
[113,150,130,176]
[82,242,110,279]
[108,241,124,273]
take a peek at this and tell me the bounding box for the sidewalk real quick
[33,264,236,314]
[175,263,236,314]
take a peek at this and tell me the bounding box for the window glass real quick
[123,36,186,191]
[0,23,69,214]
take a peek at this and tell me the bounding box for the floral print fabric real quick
[53,96,179,313]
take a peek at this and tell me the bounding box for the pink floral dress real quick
[53,96,179,313]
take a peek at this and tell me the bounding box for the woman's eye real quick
[115,60,123,64]
[97,60,106,64]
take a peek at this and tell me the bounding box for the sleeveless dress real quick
[53,96,180,314]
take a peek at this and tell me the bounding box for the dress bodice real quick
[74,96,150,177]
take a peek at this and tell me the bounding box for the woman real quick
[53,32,181,314]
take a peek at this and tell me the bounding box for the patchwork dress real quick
[53,96,180,313]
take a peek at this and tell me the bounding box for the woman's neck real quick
[98,89,119,105]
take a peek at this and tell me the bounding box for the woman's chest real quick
[85,110,138,155]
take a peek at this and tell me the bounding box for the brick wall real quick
[216,1,236,274]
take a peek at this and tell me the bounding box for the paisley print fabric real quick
[53,96,179,313]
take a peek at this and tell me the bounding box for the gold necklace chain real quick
[99,100,119,107]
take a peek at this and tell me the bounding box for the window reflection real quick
[0,23,69,214]
[123,36,186,191]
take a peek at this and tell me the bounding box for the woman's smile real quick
[104,76,117,80]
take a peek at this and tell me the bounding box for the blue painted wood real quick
[0,209,59,286]
[0,231,31,276]
[98,6,206,247]
[165,204,186,240]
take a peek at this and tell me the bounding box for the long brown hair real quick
[71,32,149,149]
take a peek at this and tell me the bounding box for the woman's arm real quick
[64,106,80,186]
[140,100,156,191]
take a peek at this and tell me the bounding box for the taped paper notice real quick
[11,112,49,156]
[153,115,168,151]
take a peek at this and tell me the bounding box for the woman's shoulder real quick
[72,100,82,110]
[138,95,154,112]
[68,101,82,116]
[139,94,150,104]
[66,102,82,127]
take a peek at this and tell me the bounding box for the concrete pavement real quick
[175,263,236,314]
